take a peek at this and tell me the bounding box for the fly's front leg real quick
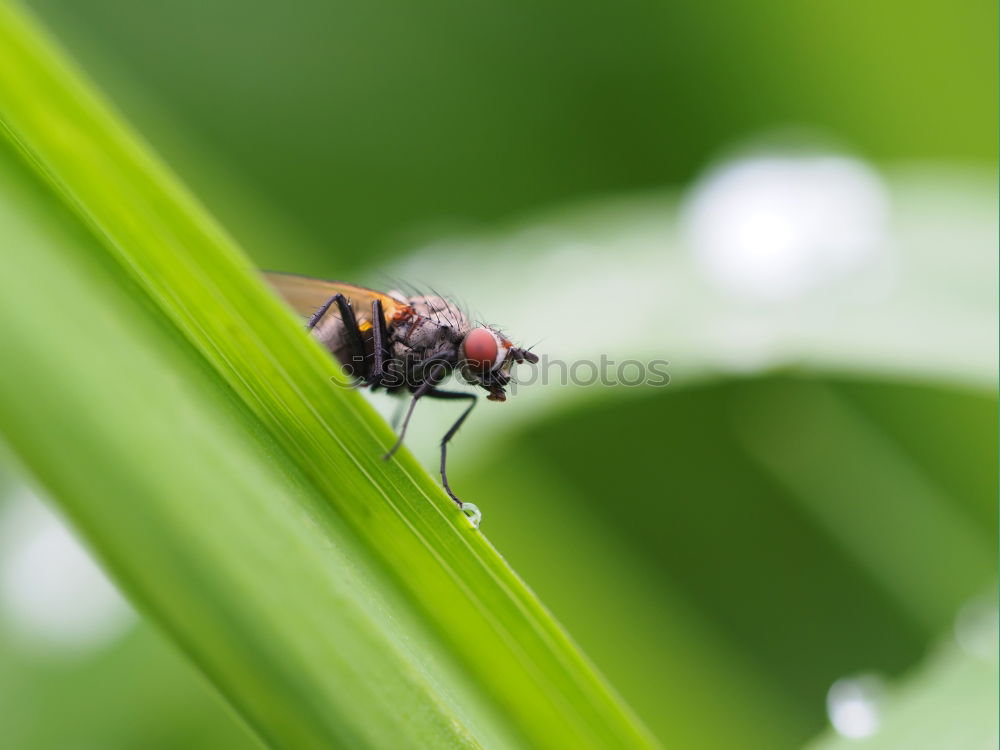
[309,294,366,378]
[368,298,391,387]
[422,389,478,508]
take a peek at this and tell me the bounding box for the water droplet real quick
[460,503,482,529]
[826,674,884,739]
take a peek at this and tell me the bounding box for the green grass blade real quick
[0,3,656,748]
[0,147,473,748]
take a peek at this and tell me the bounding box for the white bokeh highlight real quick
[683,154,891,301]
[954,596,999,663]
[826,674,884,740]
[0,487,135,652]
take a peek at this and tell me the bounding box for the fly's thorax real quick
[406,295,471,332]
[377,300,465,390]
[392,295,469,356]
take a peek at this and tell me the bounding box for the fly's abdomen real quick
[312,313,374,379]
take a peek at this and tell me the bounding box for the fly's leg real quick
[423,389,478,508]
[307,294,336,330]
[309,294,367,377]
[389,397,408,431]
[383,362,447,460]
[368,298,391,387]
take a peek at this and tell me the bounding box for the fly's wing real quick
[264,272,411,375]
[263,271,405,331]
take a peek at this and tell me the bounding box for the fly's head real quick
[458,326,539,402]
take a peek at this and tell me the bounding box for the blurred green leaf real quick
[454,377,997,748]
[0,4,655,748]
[806,618,998,750]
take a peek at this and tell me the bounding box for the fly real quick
[264,272,539,508]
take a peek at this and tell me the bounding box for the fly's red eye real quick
[463,327,499,370]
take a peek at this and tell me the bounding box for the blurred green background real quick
[0,1,996,748]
